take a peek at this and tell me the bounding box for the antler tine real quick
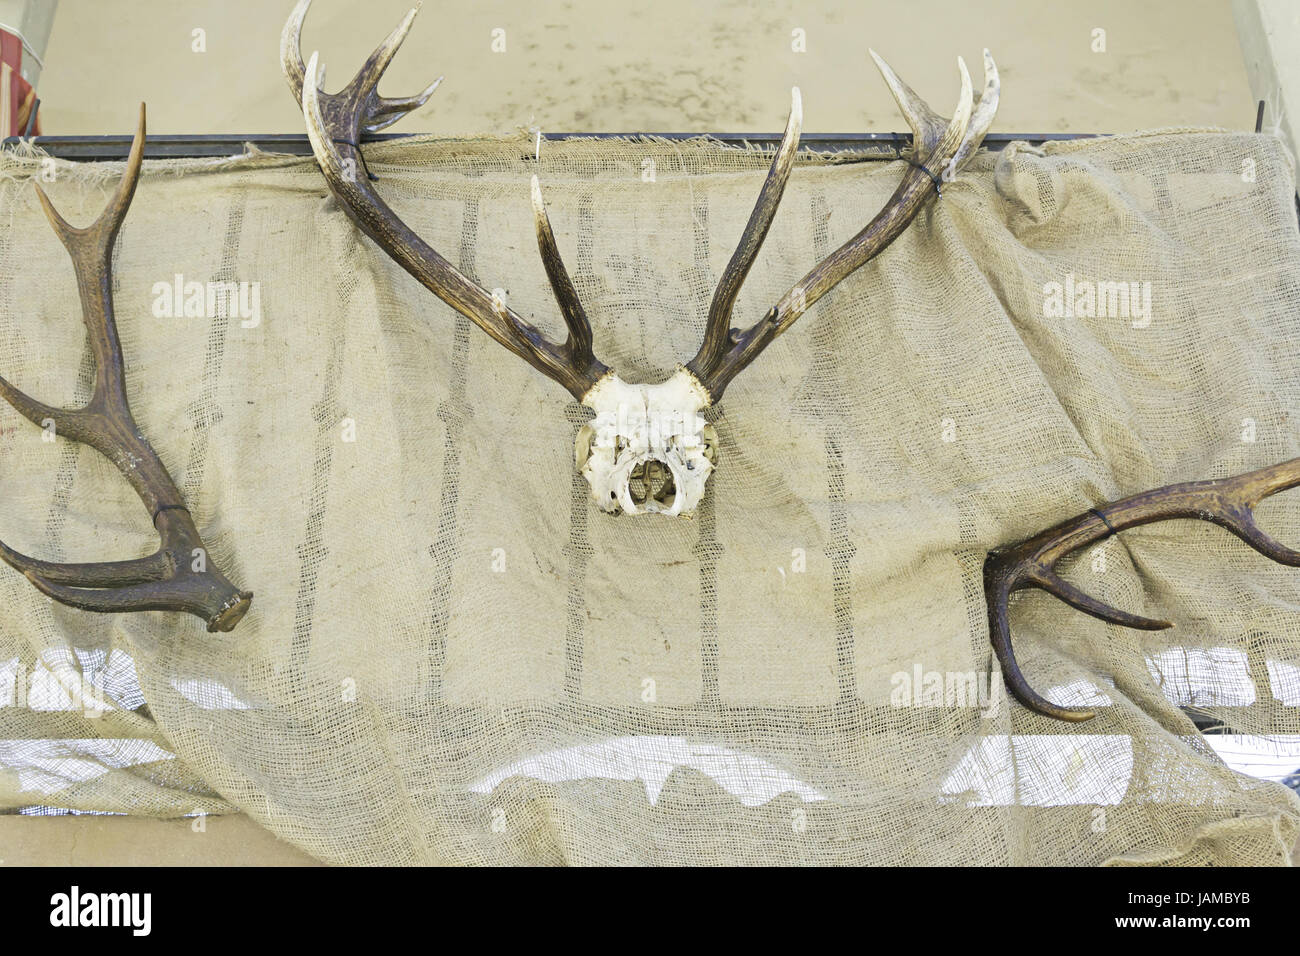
[689,88,802,384]
[356,6,419,89]
[530,175,602,367]
[280,0,311,103]
[868,50,952,158]
[0,373,91,443]
[985,457,1300,722]
[25,567,243,621]
[347,5,444,133]
[26,103,146,420]
[368,78,444,131]
[986,577,1104,723]
[1027,565,1172,631]
[0,108,252,632]
[950,49,1000,172]
[1212,459,1300,565]
[0,539,170,588]
[687,54,986,402]
[293,9,610,399]
[34,103,145,253]
[283,0,441,135]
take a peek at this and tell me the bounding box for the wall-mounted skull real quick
[576,369,718,516]
[285,0,1000,517]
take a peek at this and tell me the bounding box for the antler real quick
[685,49,1000,401]
[286,1,998,410]
[284,2,1004,517]
[0,105,252,632]
[283,0,609,401]
[985,458,1300,722]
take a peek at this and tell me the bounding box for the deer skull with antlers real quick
[282,0,999,516]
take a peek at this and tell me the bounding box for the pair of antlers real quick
[1,2,1000,636]
[281,0,1001,404]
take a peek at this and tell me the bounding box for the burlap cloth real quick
[1,128,1298,865]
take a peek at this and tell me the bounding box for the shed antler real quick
[985,458,1300,721]
[283,0,999,514]
[0,105,252,631]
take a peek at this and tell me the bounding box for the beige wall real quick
[38,0,1253,136]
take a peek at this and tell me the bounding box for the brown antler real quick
[283,2,1003,517]
[685,49,1000,402]
[286,1,998,408]
[0,105,252,632]
[985,458,1300,721]
[283,0,609,401]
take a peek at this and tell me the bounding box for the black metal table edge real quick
[2,130,1101,161]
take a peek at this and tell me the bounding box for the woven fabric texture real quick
[0,129,1298,865]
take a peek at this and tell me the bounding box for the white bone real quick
[577,368,715,517]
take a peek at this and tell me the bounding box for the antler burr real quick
[0,105,252,632]
[985,458,1300,721]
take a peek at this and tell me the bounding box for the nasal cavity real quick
[628,459,676,507]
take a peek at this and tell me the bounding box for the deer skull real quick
[577,368,718,517]
[284,0,1000,517]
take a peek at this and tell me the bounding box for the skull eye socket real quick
[628,459,676,507]
[575,424,596,469]
[700,424,719,466]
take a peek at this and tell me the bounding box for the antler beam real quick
[0,105,252,631]
[985,458,1300,721]
[686,49,1000,402]
[284,0,1000,516]
[284,0,609,401]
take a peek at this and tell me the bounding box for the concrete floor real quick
[0,813,321,866]
[3,0,1283,866]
